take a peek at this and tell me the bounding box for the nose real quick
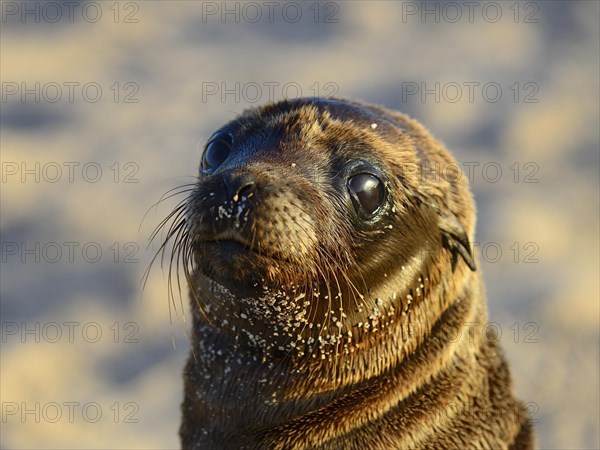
[221,171,256,202]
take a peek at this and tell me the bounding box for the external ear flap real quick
[439,214,477,272]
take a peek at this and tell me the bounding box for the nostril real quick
[221,172,256,202]
[235,182,254,201]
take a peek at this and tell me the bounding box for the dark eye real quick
[202,132,232,173]
[348,173,385,216]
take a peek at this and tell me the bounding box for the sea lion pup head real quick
[183,97,477,370]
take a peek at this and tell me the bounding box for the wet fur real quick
[157,98,534,449]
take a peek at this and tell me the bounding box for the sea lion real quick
[159,98,534,449]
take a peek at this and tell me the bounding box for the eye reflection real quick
[348,173,384,216]
[202,132,232,173]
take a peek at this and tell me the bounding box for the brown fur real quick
[165,98,534,449]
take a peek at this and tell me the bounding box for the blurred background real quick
[1,1,598,448]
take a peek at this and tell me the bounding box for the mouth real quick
[200,233,288,261]
[196,239,275,297]
[199,237,286,270]
[203,239,251,258]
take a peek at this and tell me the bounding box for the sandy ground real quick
[1,1,598,448]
